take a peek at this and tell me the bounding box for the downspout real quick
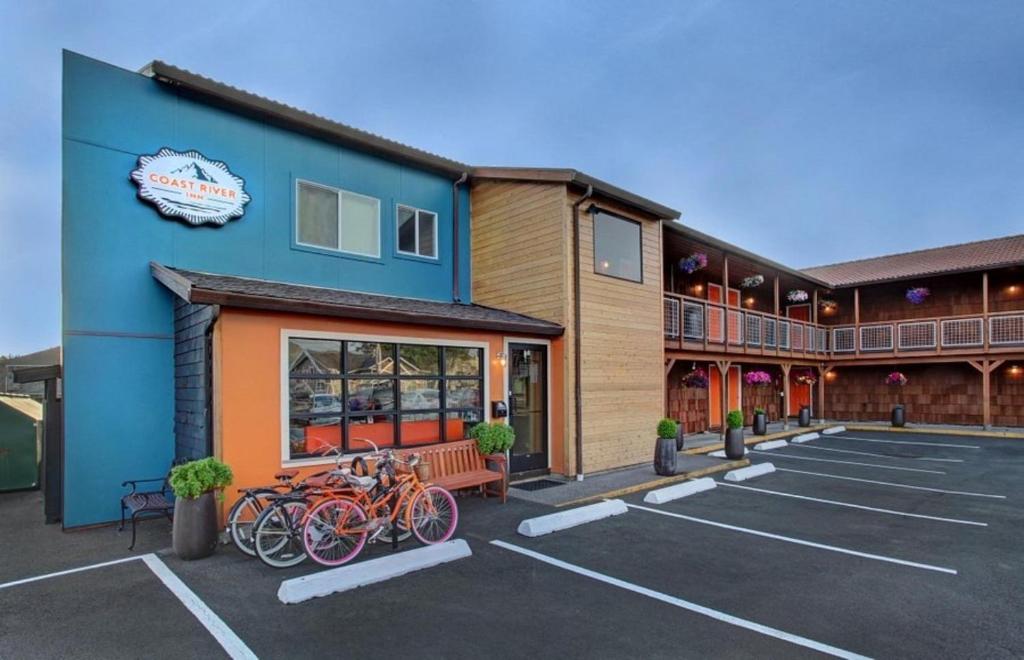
[572,185,594,480]
[203,304,221,459]
[451,172,469,302]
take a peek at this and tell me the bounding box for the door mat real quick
[511,479,566,492]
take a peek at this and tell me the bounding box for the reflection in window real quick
[286,339,484,459]
[593,211,642,282]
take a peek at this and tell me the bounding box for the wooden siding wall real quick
[174,299,215,461]
[471,181,569,325]
[470,180,573,473]
[575,195,665,473]
[822,273,988,325]
[823,364,985,425]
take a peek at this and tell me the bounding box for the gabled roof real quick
[151,263,563,337]
[0,394,43,422]
[802,234,1024,287]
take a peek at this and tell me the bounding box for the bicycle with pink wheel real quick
[301,440,459,567]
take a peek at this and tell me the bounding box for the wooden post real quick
[664,359,676,419]
[817,365,833,424]
[716,359,731,440]
[969,359,1004,430]
[853,287,861,357]
[773,276,780,317]
[780,362,792,430]
[722,254,730,354]
[812,290,819,325]
[983,272,990,350]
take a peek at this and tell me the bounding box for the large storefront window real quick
[286,337,484,460]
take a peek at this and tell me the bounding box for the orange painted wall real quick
[213,308,564,516]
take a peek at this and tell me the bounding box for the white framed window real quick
[396,204,438,259]
[296,180,381,258]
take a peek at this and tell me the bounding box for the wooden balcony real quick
[663,293,829,360]
[665,291,1024,363]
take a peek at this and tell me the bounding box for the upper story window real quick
[396,205,438,259]
[594,211,643,283]
[296,180,380,258]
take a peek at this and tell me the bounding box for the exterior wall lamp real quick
[497,351,508,368]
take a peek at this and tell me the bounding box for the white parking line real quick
[624,503,958,575]
[717,482,987,526]
[775,467,1007,499]
[0,556,142,591]
[831,435,980,449]
[790,444,965,463]
[491,540,872,660]
[751,452,946,474]
[142,555,257,660]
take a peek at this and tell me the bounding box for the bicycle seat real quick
[344,474,376,490]
[274,469,299,481]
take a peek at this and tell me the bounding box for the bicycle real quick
[301,440,459,567]
[226,468,302,557]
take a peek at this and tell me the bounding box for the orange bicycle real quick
[301,439,459,566]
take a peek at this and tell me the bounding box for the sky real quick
[1,0,1023,355]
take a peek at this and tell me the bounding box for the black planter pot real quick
[654,437,678,476]
[172,492,219,561]
[752,413,768,436]
[891,405,906,428]
[675,422,686,451]
[725,428,745,459]
[798,406,811,427]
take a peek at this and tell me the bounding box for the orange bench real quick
[398,439,507,503]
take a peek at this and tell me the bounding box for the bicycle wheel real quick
[227,490,273,557]
[408,486,458,545]
[253,500,309,568]
[303,498,368,566]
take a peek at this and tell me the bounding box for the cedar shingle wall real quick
[174,300,215,460]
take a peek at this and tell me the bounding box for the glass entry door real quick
[508,343,548,474]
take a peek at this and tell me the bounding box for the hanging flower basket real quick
[905,287,930,305]
[787,289,809,303]
[885,371,908,386]
[792,368,817,386]
[679,252,708,274]
[740,274,764,289]
[682,367,709,389]
[744,370,772,386]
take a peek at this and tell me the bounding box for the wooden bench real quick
[397,440,507,503]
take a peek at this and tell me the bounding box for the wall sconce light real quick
[826,371,838,381]
[745,297,756,307]
[693,284,704,294]
[1009,285,1020,295]
[497,351,508,368]
[1009,365,1022,377]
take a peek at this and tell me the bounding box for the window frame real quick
[280,330,489,467]
[592,209,644,284]
[295,178,382,259]
[395,203,440,260]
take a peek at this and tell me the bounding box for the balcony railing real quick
[828,312,1024,356]
[666,293,1024,358]
[663,293,828,356]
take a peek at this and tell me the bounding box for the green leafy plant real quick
[169,458,233,500]
[726,410,744,430]
[754,407,766,415]
[468,422,515,454]
[656,418,678,439]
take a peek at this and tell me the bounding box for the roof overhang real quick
[664,221,830,287]
[12,365,61,383]
[151,263,564,337]
[470,167,681,220]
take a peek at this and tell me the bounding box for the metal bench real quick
[119,464,178,550]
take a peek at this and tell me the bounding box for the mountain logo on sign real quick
[171,161,219,183]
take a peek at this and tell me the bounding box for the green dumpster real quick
[0,395,42,491]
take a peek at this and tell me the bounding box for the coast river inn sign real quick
[130,148,250,226]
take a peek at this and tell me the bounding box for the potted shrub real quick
[752,406,768,435]
[169,458,233,561]
[469,422,516,480]
[725,410,745,459]
[886,371,908,427]
[654,418,678,476]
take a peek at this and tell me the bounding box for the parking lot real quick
[2,429,1022,659]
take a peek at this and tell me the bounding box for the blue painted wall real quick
[62,51,472,526]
